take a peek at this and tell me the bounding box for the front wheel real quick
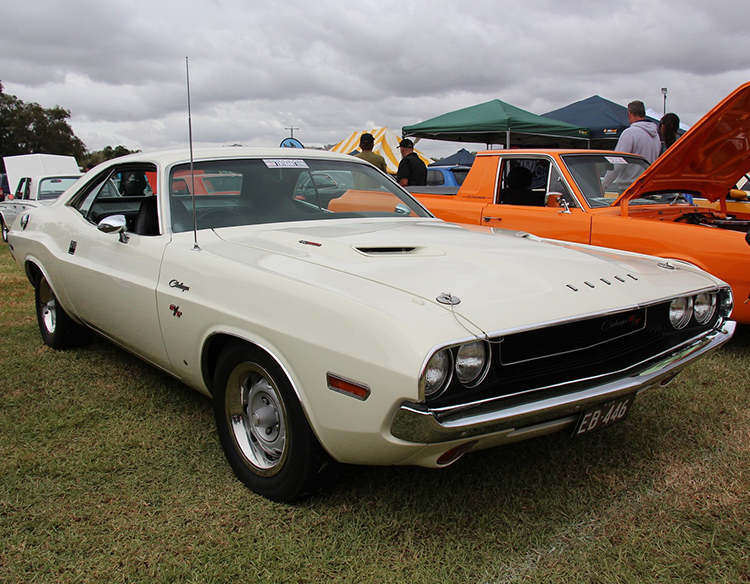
[35,273,92,349]
[212,342,335,502]
[1,217,8,243]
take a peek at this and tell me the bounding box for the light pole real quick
[661,88,668,116]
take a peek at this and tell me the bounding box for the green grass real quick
[1,241,748,583]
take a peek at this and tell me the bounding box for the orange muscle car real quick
[411,82,750,323]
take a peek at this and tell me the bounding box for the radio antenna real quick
[186,56,200,251]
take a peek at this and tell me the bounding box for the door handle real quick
[483,216,502,222]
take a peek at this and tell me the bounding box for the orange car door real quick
[480,160,592,243]
[480,203,592,243]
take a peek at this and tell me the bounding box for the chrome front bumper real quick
[391,321,735,444]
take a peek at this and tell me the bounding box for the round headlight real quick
[693,292,717,325]
[669,296,693,329]
[455,341,487,386]
[424,350,452,398]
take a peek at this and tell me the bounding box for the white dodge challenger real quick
[6,148,734,501]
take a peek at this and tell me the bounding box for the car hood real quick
[616,81,750,204]
[211,219,719,330]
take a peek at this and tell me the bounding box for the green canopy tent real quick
[402,99,589,148]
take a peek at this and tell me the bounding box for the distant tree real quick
[0,81,87,172]
[81,145,140,170]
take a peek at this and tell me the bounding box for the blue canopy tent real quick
[430,148,475,166]
[543,95,661,149]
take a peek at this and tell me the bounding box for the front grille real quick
[427,300,721,410]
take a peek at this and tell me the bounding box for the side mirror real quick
[98,214,127,233]
[395,203,412,216]
[547,192,572,214]
[98,214,129,243]
[728,188,748,201]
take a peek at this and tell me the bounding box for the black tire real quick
[1,217,8,243]
[212,341,335,502]
[35,273,92,350]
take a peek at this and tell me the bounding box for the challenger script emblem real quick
[169,280,190,292]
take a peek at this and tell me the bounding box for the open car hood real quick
[616,82,750,204]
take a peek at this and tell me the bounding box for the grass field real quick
[1,241,748,583]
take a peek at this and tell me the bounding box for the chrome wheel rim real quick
[38,278,57,334]
[225,362,288,476]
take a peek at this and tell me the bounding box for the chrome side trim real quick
[392,321,734,444]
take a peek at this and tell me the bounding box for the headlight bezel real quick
[422,349,453,399]
[693,292,717,325]
[669,296,693,330]
[420,340,491,400]
[455,341,489,387]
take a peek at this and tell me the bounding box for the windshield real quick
[39,177,80,200]
[562,154,649,208]
[169,158,430,232]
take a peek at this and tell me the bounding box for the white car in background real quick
[1,154,81,242]
[6,147,735,501]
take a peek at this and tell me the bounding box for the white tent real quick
[330,127,431,174]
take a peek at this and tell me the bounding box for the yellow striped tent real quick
[330,127,432,174]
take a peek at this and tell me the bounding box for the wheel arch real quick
[201,332,333,460]
[23,259,44,288]
[201,333,305,406]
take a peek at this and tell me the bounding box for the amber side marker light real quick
[327,373,371,401]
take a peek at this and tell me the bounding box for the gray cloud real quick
[2,0,748,159]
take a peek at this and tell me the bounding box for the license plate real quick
[573,394,635,436]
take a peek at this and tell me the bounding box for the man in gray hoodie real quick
[615,100,661,163]
[601,100,661,192]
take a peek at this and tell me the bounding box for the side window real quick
[71,169,119,218]
[497,160,549,207]
[16,178,30,200]
[69,164,159,235]
[547,165,576,207]
[426,169,445,186]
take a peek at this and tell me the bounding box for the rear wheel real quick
[35,273,91,349]
[1,217,8,243]
[212,342,335,502]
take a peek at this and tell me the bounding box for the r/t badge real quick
[169,304,183,318]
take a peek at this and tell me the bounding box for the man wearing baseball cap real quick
[396,138,427,187]
[355,133,387,172]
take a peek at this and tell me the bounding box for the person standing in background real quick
[354,133,387,172]
[659,112,680,155]
[615,100,661,163]
[396,139,427,187]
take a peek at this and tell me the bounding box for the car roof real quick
[100,147,371,169]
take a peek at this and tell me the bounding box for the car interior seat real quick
[134,196,160,235]
[499,166,544,206]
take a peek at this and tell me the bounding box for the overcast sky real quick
[2,0,749,159]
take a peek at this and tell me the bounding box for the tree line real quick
[0,81,137,173]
